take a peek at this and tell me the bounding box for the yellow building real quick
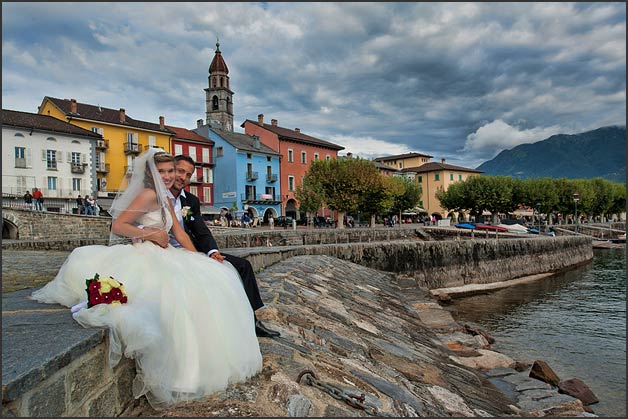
[401,158,482,219]
[38,97,174,196]
[374,152,432,170]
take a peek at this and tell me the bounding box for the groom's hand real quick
[210,251,226,262]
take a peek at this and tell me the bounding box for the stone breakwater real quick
[126,255,592,417]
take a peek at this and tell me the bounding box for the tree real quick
[390,176,422,220]
[294,177,324,228]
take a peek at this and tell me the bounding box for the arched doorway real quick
[263,208,278,224]
[2,218,19,239]
[285,199,298,219]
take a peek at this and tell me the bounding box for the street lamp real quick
[573,193,580,233]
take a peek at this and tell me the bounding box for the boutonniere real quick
[181,206,193,222]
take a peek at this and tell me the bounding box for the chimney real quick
[271,119,278,126]
[197,119,203,128]
[441,158,446,164]
[159,116,165,130]
[257,114,264,125]
[119,108,126,123]
[294,128,300,133]
[70,99,77,114]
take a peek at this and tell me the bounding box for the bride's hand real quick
[143,228,170,248]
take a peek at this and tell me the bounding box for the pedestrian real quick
[84,195,95,215]
[23,190,33,210]
[76,194,84,214]
[32,188,44,211]
[93,199,101,216]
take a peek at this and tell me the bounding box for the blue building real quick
[194,125,282,224]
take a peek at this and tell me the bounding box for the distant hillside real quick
[476,126,626,183]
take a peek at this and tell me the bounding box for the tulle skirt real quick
[30,242,263,408]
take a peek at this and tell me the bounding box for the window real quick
[203,168,212,183]
[450,173,454,181]
[71,152,81,164]
[15,147,26,168]
[245,185,256,200]
[212,96,219,110]
[418,176,422,183]
[247,163,253,175]
[267,166,272,176]
[47,137,57,142]
[188,146,197,162]
[247,153,252,159]
[419,200,424,207]
[47,177,57,191]
[399,162,403,169]
[174,144,183,155]
[459,174,463,181]
[266,156,271,162]
[301,151,307,164]
[47,150,57,169]
[202,148,210,163]
[190,186,198,196]
[91,127,104,136]
[288,149,293,162]
[288,175,295,192]
[326,154,331,161]
[148,135,156,147]
[434,173,440,181]
[314,153,319,161]
[127,133,134,142]
[14,133,24,138]
[203,187,211,203]
[216,147,223,157]
[72,178,81,192]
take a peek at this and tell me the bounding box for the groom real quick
[169,155,280,338]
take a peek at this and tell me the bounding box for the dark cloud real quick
[2,2,625,168]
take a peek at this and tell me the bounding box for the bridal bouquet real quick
[85,273,128,308]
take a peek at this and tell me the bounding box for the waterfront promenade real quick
[2,228,597,416]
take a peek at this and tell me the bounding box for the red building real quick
[167,125,215,204]
[242,115,344,219]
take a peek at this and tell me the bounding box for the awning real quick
[200,205,222,214]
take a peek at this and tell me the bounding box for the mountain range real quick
[476,125,626,183]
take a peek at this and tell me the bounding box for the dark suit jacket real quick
[179,191,218,253]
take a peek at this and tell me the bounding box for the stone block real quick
[114,357,136,409]
[23,375,66,417]
[85,381,119,417]
[529,360,561,387]
[287,393,312,417]
[67,347,108,406]
[558,378,599,405]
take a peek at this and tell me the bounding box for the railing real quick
[15,158,27,168]
[96,139,109,149]
[2,193,108,215]
[71,163,86,174]
[246,171,259,181]
[96,163,110,173]
[241,193,278,202]
[266,173,278,182]
[124,143,142,154]
[190,176,204,184]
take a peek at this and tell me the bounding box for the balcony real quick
[246,171,259,181]
[96,163,110,173]
[15,158,26,168]
[266,173,278,182]
[71,163,86,174]
[190,175,204,184]
[241,193,281,204]
[124,143,142,154]
[96,139,109,150]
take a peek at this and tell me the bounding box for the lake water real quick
[449,248,626,417]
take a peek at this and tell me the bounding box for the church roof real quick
[209,41,229,74]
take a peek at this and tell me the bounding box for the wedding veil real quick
[108,148,174,245]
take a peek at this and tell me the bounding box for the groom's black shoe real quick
[255,320,280,338]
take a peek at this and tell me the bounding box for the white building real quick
[2,109,101,198]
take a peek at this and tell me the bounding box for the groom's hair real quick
[175,155,195,166]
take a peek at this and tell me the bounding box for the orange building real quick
[242,115,344,218]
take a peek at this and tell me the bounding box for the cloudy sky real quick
[3,2,626,168]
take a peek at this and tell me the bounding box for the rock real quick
[529,398,589,417]
[287,394,312,417]
[427,386,475,416]
[558,378,599,405]
[463,323,495,344]
[529,360,561,387]
[450,349,515,370]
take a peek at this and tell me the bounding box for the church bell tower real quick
[205,40,234,132]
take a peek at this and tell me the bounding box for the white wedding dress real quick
[31,209,262,408]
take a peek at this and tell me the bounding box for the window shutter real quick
[42,177,47,190]
[41,149,46,161]
[132,133,138,143]
[67,152,72,162]
[81,153,86,164]
[98,127,104,135]
[26,148,32,167]
[57,151,63,162]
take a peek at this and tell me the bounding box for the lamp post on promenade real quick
[536,202,542,233]
[573,193,580,233]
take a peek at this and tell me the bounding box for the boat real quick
[454,223,476,229]
[474,223,509,232]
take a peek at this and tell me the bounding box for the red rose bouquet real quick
[85,273,128,308]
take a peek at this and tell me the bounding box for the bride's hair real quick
[108,148,174,245]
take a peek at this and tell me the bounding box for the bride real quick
[30,148,262,408]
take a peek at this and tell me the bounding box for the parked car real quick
[275,216,294,227]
